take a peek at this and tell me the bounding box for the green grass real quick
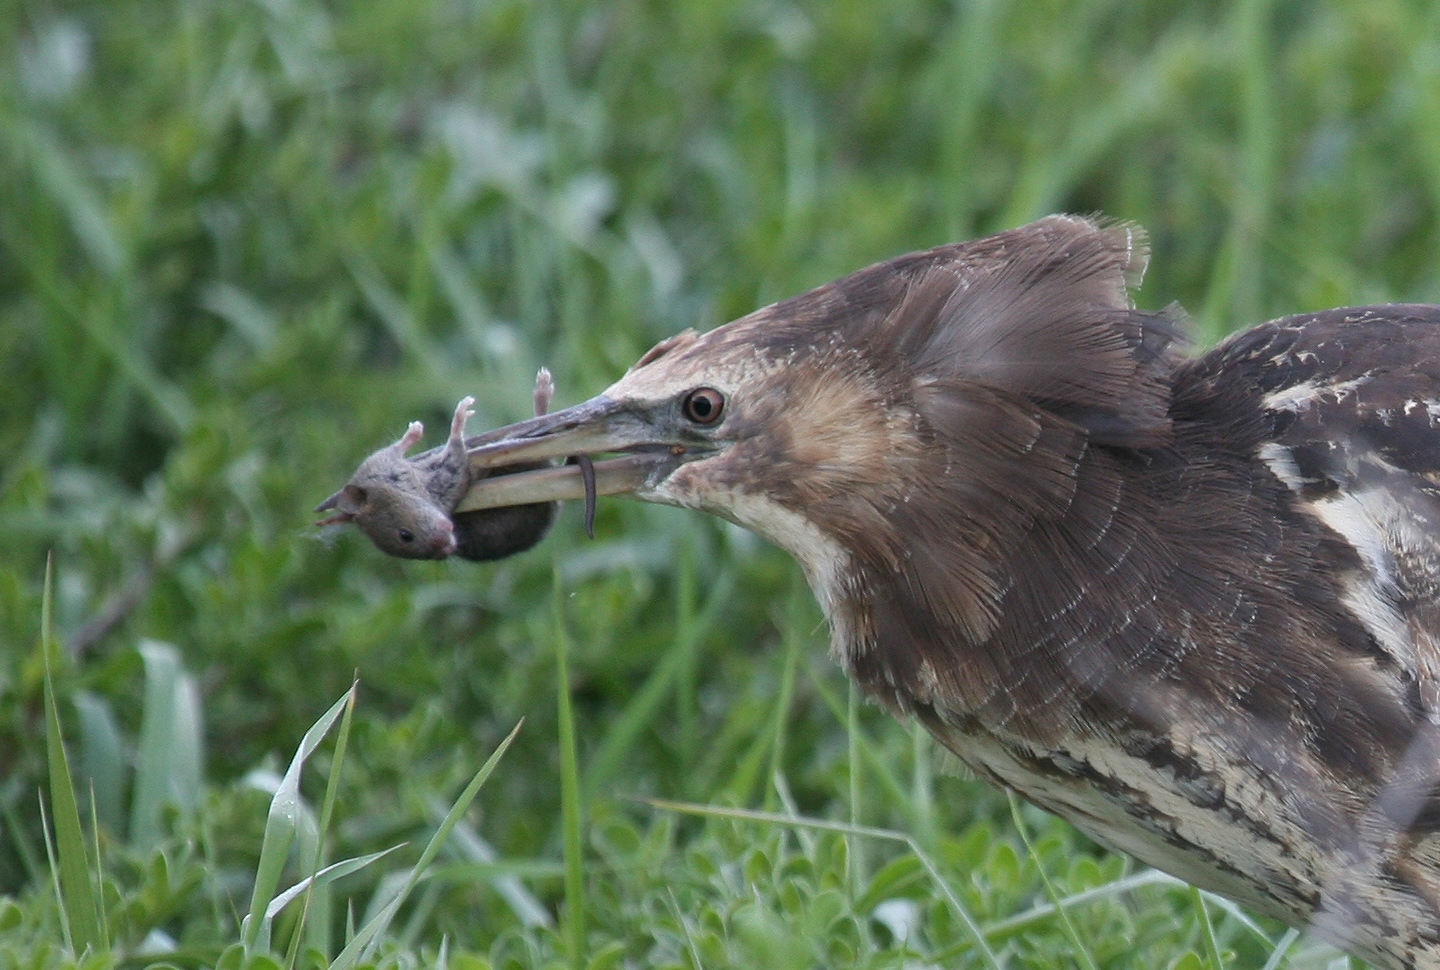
[1,0,1433,965]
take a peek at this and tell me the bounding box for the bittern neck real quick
[693,449,1029,716]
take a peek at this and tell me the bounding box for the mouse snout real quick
[429,520,459,558]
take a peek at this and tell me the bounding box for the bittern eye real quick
[681,387,725,425]
[398,529,415,543]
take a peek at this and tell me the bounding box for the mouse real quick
[315,370,558,561]
[315,395,476,559]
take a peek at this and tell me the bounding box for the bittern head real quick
[462,215,1179,671]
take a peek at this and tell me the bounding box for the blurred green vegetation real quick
[2,0,1437,965]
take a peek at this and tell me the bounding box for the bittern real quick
[456,216,1440,969]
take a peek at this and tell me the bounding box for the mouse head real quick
[328,479,458,559]
[316,420,460,559]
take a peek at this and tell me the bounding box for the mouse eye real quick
[398,529,415,543]
[681,387,725,425]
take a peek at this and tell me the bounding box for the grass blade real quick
[40,555,106,954]
[265,845,405,922]
[130,640,204,848]
[1191,885,1226,969]
[242,685,355,953]
[1259,927,1300,970]
[285,677,359,966]
[1008,792,1100,970]
[72,692,126,838]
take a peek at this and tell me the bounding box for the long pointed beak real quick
[454,396,698,513]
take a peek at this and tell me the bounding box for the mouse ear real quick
[337,483,367,513]
[315,488,344,513]
[315,484,368,525]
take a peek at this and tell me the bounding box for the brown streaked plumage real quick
[452,216,1440,968]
